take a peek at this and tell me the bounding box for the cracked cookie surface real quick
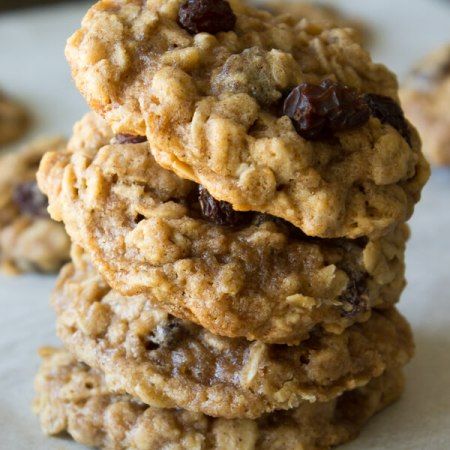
[39,113,409,344]
[34,347,405,450]
[0,137,70,274]
[66,0,429,238]
[0,90,29,146]
[51,246,413,419]
[401,44,450,166]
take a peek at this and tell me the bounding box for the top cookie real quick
[66,0,429,238]
[401,44,450,166]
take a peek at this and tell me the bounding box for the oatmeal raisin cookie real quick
[66,0,429,238]
[34,347,406,449]
[51,246,413,419]
[38,113,409,344]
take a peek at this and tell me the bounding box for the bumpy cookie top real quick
[0,137,70,274]
[66,0,429,238]
[38,113,408,344]
[52,247,413,419]
[34,347,404,450]
[401,44,450,166]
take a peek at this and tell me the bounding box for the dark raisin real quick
[283,79,370,140]
[115,134,147,144]
[178,0,236,35]
[252,213,310,241]
[339,270,369,318]
[364,94,411,146]
[144,319,187,351]
[144,339,160,351]
[12,181,49,218]
[352,236,369,249]
[198,185,251,226]
[299,354,310,365]
[134,213,145,224]
[333,236,369,254]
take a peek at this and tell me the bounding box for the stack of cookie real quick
[34,1,429,448]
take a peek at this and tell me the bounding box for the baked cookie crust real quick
[34,347,406,450]
[51,247,413,419]
[38,113,409,344]
[66,0,429,238]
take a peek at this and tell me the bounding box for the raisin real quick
[178,0,236,35]
[144,319,187,351]
[252,213,310,241]
[115,134,147,144]
[339,270,369,318]
[299,354,310,365]
[198,185,250,226]
[12,181,49,218]
[283,80,370,140]
[365,94,410,138]
[364,94,411,146]
[134,213,145,224]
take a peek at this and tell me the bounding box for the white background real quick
[0,1,449,448]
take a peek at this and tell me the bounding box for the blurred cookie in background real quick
[262,1,369,45]
[0,137,70,275]
[401,44,450,166]
[0,90,30,147]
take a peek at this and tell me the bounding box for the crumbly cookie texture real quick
[0,90,30,146]
[34,347,405,450]
[38,113,409,345]
[66,0,429,239]
[51,247,413,419]
[262,1,368,46]
[0,137,70,274]
[401,44,450,166]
